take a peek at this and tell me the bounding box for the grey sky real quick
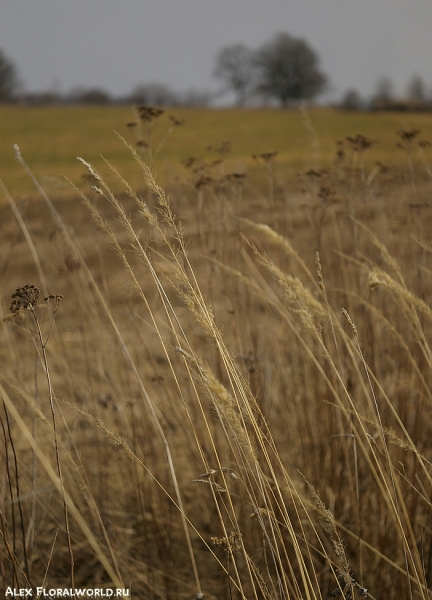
[1,0,431,101]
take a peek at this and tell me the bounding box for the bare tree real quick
[0,49,19,101]
[254,32,327,105]
[406,75,426,102]
[370,76,396,110]
[213,43,256,106]
[373,77,394,101]
[340,89,364,111]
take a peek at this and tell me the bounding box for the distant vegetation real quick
[340,74,432,113]
[213,32,327,106]
[1,34,432,111]
[0,48,19,100]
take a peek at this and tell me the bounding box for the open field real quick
[1,106,432,196]
[1,108,432,598]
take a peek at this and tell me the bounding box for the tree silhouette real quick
[406,75,426,102]
[373,76,395,102]
[0,49,19,101]
[213,43,256,106]
[255,33,327,105]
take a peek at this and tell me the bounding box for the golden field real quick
[1,105,432,195]
[1,106,432,599]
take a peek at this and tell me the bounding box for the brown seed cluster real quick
[169,115,185,127]
[396,128,420,142]
[207,139,232,155]
[10,284,40,314]
[305,168,327,179]
[318,185,340,204]
[136,106,164,123]
[45,293,64,303]
[225,172,247,184]
[252,151,278,162]
[396,128,431,151]
[345,134,376,152]
[211,531,242,555]
[10,285,63,315]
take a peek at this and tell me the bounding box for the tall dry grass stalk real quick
[1,120,432,600]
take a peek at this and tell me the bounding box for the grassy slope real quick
[1,105,432,196]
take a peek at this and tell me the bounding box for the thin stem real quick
[30,305,75,593]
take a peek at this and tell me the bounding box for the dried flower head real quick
[397,128,420,142]
[345,134,376,152]
[44,294,64,304]
[195,175,214,190]
[169,115,185,126]
[252,151,278,162]
[226,171,247,183]
[375,161,392,174]
[318,185,340,204]
[207,139,232,155]
[10,284,40,314]
[211,531,242,555]
[182,156,199,169]
[305,168,327,179]
[136,106,164,123]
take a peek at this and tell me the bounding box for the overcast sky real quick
[1,0,431,102]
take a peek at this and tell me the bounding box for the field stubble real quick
[1,111,432,599]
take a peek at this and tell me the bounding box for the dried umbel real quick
[44,293,64,313]
[10,284,40,314]
[396,128,420,143]
[10,285,63,318]
[318,185,341,204]
[211,531,242,556]
[195,175,214,190]
[207,139,232,155]
[305,168,327,179]
[252,151,278,162]
[136,105,164,123]
[225,171,248,184]
[345,134,376,152]
[396,128,430,151]
[169,115,185,127]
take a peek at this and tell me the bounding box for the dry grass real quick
[1,112,432,599]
